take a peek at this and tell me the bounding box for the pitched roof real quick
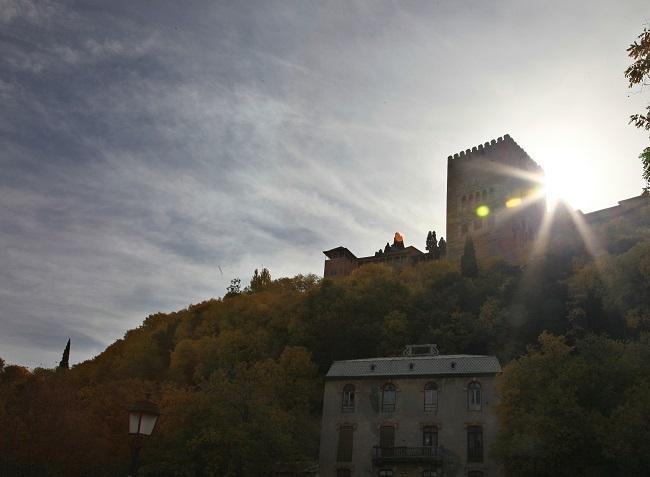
[323,246,357,260]
[325,354,501,379]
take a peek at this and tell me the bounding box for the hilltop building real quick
[323,233,430,279]
[445,134,545,262]
[322,134,650,277]
[318,345,502,477]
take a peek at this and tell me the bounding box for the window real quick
[342,384,355,413]
[379,425,395,450]
[337,470,352,477]
[468,381,481,411]
[378,470,393,477]
[424,382,438,411]
[467,472,484,477]
[337,426,354,462]
[381,383,396,412]
[467,426,483,463]
[422,426,438,448]
[423,471,438,477]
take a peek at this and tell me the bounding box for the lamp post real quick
[128,393,160,477]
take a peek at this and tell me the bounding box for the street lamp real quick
[128,393,160,476]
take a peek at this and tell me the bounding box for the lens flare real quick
[505,197,522,208]
[476,205,490,217]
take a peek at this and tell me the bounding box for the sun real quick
[541,162,591,211]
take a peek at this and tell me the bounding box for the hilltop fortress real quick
[323,134,649,278]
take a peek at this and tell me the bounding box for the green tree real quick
[460,236,478,277]
[426,231,439,257]
[224,277,241,298]
[625,27,650,190]
[438,236,447,257]
[248,268,272,293]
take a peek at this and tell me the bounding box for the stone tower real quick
[446,134,546,263]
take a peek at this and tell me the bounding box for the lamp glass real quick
[139,413,158,436]
[129,412,141,434]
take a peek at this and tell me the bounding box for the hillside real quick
[2,217,650,476]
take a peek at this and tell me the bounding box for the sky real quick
[1,0,648,368]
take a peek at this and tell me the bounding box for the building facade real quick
[318,346,502,477]
[323,233,431,279]
[445,134,545,262]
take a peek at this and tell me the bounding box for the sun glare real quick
[541,162,594,211]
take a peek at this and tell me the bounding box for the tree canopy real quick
[625,27,650,189]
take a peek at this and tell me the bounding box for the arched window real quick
[468,381,481,411]
[424,382,438,412]
[381,383,396,412]
[342,384,355,412]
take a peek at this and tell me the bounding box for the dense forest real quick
[1,213,650,476]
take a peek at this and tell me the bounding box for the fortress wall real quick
[445,134,546,262]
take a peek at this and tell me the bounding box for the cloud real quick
[1,0,648,367]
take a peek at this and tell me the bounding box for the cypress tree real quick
[438,237,447,257]
[460,236,478,278]
[58,339,70,370]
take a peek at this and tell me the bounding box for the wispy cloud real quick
[0,0,648,367]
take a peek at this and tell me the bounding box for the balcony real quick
[372,446,444,465]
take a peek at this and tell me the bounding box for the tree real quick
[460,236,478,277]
[224,277,241,298]
[438,237,447,257]
[58,339,70,370]
[249,268,272,293]
[625,27,650,190]
[426,231,439,256]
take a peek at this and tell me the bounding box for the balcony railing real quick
[372,446,443,464]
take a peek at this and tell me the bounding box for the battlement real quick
[447,133,541,170]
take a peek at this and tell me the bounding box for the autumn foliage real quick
[2,218,650,475]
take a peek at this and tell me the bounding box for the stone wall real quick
[445,134,545,263]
